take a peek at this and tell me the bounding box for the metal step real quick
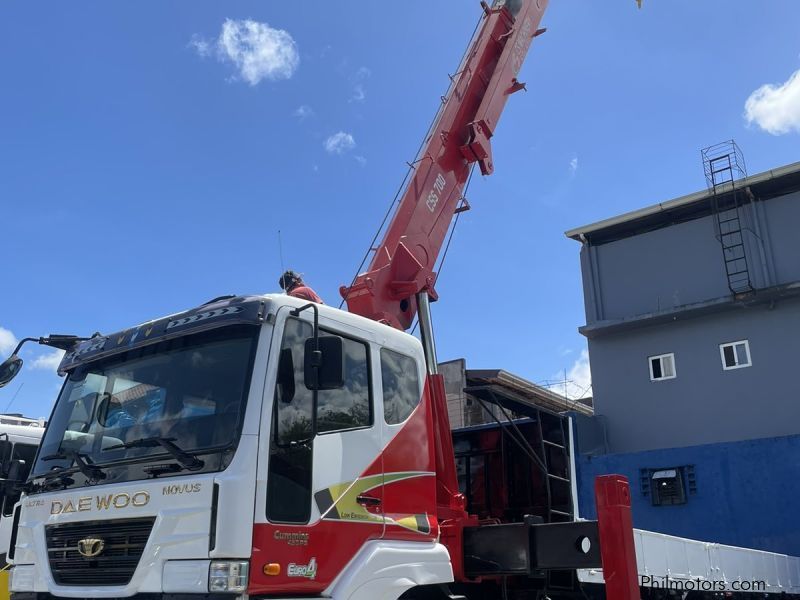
[542,438,565,449]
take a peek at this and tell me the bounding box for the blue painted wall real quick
[575,433,800,556]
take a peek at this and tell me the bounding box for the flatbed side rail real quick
[579,521,800,594]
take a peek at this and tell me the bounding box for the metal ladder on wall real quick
[537,411,578,592]
[537,412,573,524]
[702,141,754,295]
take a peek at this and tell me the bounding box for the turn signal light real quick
[263,563,281,576]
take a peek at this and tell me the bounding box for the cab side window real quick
[381,349,421,424]
[267,318,314,523]
[317,336,371,433]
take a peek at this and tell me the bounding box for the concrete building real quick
[566,157,800,555]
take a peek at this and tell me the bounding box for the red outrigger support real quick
[596,475,641,600]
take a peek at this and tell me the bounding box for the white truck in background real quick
[0,419,44,600]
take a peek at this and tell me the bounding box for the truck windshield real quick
[31,324,259,480]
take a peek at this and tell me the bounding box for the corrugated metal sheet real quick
[438,360,593,427]
[466,369,593,416]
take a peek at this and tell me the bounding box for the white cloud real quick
[293,104,314,119]
[0,327,17,356]
[569,155,579,175]
[547,349,592,401]
[188,35,211,58]
[31,349,65,372]
[192,19,300,86]
[744,67,800,135]
[354,155,367,166]
[324,131,356,155]
[350,83,366,103]
[349,66,371,103]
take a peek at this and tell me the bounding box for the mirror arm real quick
[290,303,320,352]
[10,337,39,357]
[9,335,91,358]
[290,303,321,435]
[0,334,93,388]
[290,303,322,367]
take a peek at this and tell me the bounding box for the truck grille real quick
[45,517,155,586]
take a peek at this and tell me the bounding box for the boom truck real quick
[1,1,800,600]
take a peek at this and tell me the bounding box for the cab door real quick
[309,318,385,538]
[253,312,384,595]
[377,346,438,542]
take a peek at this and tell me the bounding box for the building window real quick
[649,353,676,381]
[651,468,686,506]
[720,340,751,370]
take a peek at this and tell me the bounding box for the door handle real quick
[356,495,381,507]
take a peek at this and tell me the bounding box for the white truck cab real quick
[0,422,44,564]
[8,294,449,600]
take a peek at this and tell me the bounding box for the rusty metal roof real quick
[465,368,593,416]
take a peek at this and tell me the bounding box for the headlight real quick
[208,560,249,593]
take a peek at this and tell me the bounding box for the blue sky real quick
[2,1,799,418]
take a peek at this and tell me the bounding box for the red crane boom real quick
[341,0,548,330]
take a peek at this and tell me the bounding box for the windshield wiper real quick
[40,473,76,492]
[107,437,204,471]
[42,450,106,481]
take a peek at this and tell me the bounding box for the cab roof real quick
[58,293,422,374]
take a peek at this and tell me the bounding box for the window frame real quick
[315,326,374,436]
[273,316,375,440]
[648,353,676,382]
[380,347,422,426]
[719,340,751,371]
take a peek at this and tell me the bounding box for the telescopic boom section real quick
[341,0,548,330]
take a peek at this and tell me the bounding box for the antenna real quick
[4,382,24,413]
[278,230,287,293]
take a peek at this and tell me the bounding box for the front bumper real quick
[11,595,242,600]
[10,560,248,598]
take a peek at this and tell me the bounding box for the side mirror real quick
[304,336,344,391]
[0,436,10,476]
[0,355,23,389]
[96,393,122,427]
[6,459,25,483]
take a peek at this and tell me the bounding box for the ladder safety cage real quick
[701,140,755,295]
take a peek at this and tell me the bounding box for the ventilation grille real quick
[45,517,155,586]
